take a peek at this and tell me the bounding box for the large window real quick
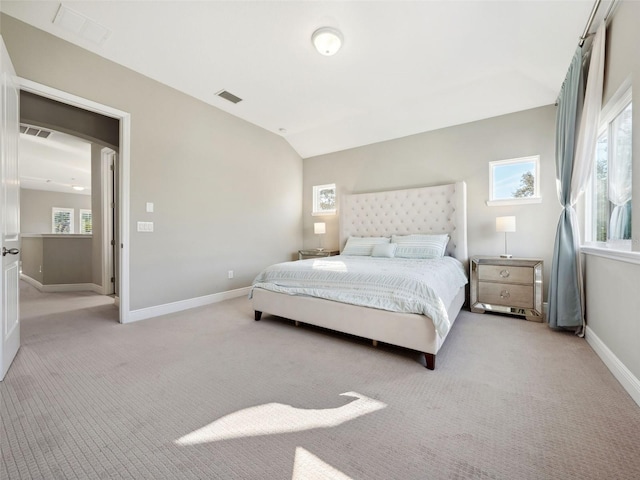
[588,87,632,245]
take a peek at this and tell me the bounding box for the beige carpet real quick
[1,282,639,479]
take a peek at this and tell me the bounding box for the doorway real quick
[18,78,131,323]
[19,128,116,301]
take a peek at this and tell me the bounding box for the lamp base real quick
[500,254,513,258]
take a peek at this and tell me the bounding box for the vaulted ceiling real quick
[2,1,604,158]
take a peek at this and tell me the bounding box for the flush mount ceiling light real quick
[72,185,85,191]
[312,27,343,56]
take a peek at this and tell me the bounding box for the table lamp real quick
[314,222,326,251]
[496,216,516,258]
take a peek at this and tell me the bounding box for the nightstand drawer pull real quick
[477,265,533,284]
[477,282,534,308]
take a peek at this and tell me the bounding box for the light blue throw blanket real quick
[251,255,468,337]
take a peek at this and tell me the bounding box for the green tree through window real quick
[512,171,535,198]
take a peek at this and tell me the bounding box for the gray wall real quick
[21,235,92,285]
[43,237,92,284]
[2,14,303,311]
[20,236,43,283]
[20,188,91,234]
[304,105,561,297]
[583,1,640,381]
[585,255,640,380]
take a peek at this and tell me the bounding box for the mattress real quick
[251,255,468,337]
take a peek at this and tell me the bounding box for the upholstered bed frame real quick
[253,181,468,369]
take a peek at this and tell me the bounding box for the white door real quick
[0,36,20,381]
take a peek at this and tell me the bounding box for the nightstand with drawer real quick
[470,256,544,322]
[298,249,340,260]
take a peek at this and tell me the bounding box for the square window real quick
[487,156,541,206]
[312,184,336,216]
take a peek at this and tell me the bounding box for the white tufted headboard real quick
[339,181,468,262]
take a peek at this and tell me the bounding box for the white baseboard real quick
[20,274,103,294]
[585,326,640,407]
[127,286,252,324]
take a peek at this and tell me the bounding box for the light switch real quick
[146,202,154,213]
[137,221,154,232]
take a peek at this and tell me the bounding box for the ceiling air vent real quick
[216,90,243,104]
[52,4,111,46]
[20,124,52,139]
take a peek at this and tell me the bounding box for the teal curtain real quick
[547,49,585,330]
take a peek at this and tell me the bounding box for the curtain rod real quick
[579,0,602,47]
[579,0,617,47]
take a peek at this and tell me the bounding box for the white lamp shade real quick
[312,27,343,56]
[314,222,326,234]
[496,216,516,233]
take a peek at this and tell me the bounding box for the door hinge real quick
[110,163,115,171]
[110,240,115,246]
[111,277,115,283]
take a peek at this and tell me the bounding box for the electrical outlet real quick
[228,270,234,279]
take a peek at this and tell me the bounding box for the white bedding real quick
[251,255,468,337]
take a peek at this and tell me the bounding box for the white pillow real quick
[342,236,390,256]
[371,243,397,258]
[392,234,449,259]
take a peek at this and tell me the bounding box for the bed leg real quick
[424,353,436,370]
[372,340,378,347]
[254,311,262,321]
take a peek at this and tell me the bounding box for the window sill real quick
[581,245,640,265]
[311,211,336,217]
[486,197,542,207]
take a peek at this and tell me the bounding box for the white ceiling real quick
[2,1,602,158]
[20,127,92,195]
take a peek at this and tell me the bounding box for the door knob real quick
[2,247,19,257]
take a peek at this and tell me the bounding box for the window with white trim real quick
[80,209,92,234]
[52,207,74,234]
[587,86,632,245]
[312,183,336,216]
[487,156,541,206]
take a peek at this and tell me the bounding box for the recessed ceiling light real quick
[72,186,85,191]
[312,27,343,56]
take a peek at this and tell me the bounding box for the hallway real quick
[19,280,118,344]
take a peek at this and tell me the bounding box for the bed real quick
[251,181,468,369]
